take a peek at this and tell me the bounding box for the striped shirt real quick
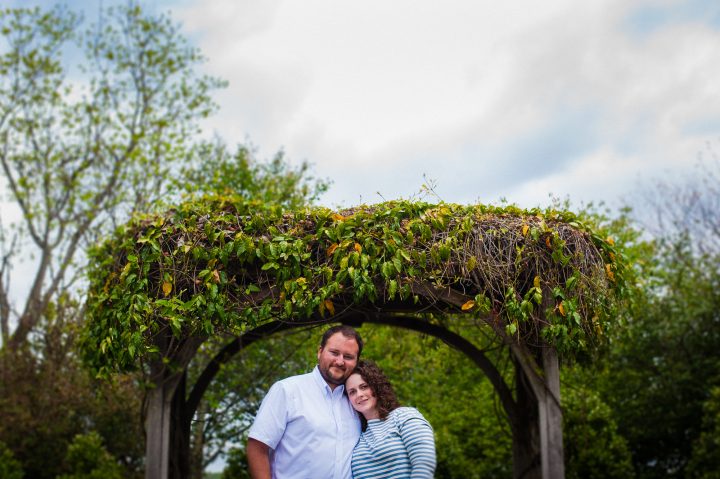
[351,407,436,479]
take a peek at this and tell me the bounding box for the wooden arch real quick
[81,198,624,479]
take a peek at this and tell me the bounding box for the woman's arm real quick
[399,410,437,479]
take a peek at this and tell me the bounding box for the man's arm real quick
[247,438,272,479]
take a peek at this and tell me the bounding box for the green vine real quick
[80,196,630,377]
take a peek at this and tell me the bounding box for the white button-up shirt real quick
[248,366,361,479]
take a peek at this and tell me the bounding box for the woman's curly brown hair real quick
[350,360,400,431]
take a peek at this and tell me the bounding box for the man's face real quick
[317,333,360,389]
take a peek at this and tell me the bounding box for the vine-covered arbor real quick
[81,197,628,479]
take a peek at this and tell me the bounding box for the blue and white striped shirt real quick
[351,407,436,479]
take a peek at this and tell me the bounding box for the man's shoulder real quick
[274,370,314,389]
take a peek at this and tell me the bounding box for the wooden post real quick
[144,336,206,479]
[540,346,565,479]
[145,367,183,479]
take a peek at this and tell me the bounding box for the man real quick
[247,325,364,479]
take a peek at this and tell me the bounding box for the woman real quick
[346,360,436,479]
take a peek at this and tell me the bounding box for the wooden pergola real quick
[81,198,624,479]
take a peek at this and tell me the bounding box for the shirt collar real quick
[312,365,345,395]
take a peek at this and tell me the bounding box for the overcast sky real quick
[8,0,720,210]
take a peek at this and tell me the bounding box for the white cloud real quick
[8,0,720,211]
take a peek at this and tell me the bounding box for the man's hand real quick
[247,438,272,479]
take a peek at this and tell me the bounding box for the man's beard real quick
[320,365,346,385]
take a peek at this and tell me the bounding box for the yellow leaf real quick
[522,224,529,236]
[354,243,362,253]
[327,243,338,256]
[605,264,615,282]
[533,276,541,288]
[162,281,172,297]
[332,213,346,222]
[324,299,336,316]
[609,252,616,262]
[212,270,220,283]
[606,236,615,246]
[545,236,552,248]
[558,301,566,317]
[461,300,476,311]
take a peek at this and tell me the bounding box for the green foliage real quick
[221,448,250,479]
[687,386,720,479]
[57,431,123,479]
[594,242,720,478]
[562,377,634,479]
[82,198,629,377]
[175,142,330,209]
[0,319,143,479]
[0,441,23,479]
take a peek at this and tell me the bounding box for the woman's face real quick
[346,373,379,420]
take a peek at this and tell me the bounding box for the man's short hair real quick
[320,325,364,357]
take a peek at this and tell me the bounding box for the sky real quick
[172,0,720,209]
[6,0,720,210]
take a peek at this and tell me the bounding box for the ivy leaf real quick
[466,256,477,271]
[162,281,172,297]
[327,243,338,256]
[522,224,529,236]
[388,279,398,299]
[558,301,566,317]
[353,243,362,253]
[392,257,403,274]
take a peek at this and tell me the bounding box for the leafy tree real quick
[562,372,634,479]
[686,386,720,479]
[175,141,329,209]
[0,307,143,479]
[595,156,720,478]
[57,431,124,479]
[0,441,23,479]
[0,3,223,350]
[0,3,218,476]
[604,245,720,478]
[220,447,251,479]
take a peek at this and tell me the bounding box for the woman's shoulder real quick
[390,406,429,423]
